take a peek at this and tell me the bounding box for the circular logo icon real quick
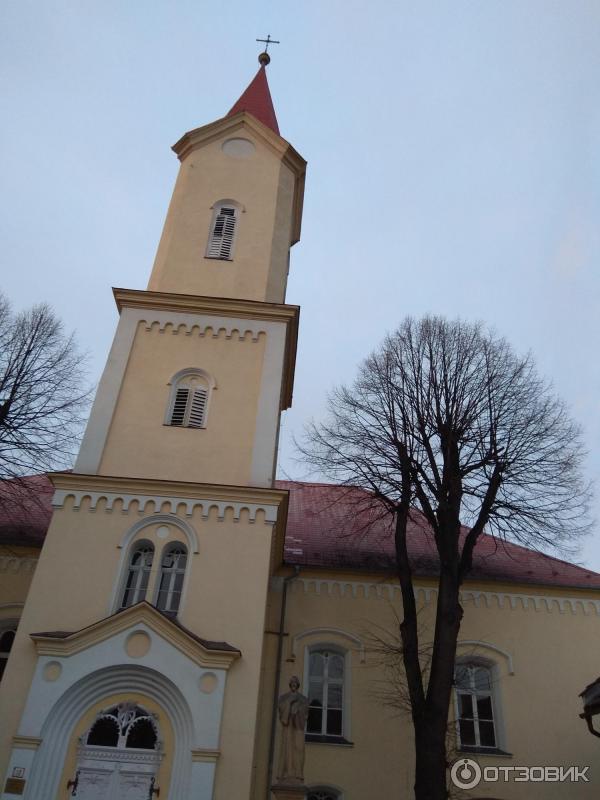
[450,758,482,790]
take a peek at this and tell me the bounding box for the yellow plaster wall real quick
[0,498,276,800]
[98,323,265,484]
[253,571,600,800]
[147,134,296,304]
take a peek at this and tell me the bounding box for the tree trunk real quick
[411,561,463,800]
[414,718,449,800]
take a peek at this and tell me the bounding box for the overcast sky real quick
[2,1,599,568]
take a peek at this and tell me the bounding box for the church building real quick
[1,54,600,800]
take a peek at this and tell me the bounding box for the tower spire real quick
[226,48,280,135]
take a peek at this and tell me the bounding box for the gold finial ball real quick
[258,51,271,66]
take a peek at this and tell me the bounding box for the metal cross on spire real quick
[256,34,280,65]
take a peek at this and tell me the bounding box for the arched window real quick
[156,543,187,615]
[86,703,158,751]
[120,541,154,609]
[307,789,341,800]
[166,369,214,429]
[454,662,497,750]
[306,648,345,738]
[0,626,16,681]
[206,201,240,260]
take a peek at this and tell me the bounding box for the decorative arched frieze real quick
[456,640,515,675]
[143,318,265,342]
[290,627,366,664]
[0,557,38,573]
[52,491,279,524]
[21,665,195,800]
[297,578,600,616]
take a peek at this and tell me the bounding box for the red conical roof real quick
[227,64,280,135]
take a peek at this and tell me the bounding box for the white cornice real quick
[171,112,306,176]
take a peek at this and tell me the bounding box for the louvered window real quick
[207,205,237,260]
[166,369,214,430]
[169,386,208,428]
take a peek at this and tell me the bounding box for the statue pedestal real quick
[271,782,306,800]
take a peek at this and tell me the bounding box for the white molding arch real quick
[209,198,246,213]
[23,664,194,800]
[456,640,515,675]
[110,515,198,615]
[118,514,199,555]
[291,627,366,664]
[167,367,217,391]
[306,784,345,799]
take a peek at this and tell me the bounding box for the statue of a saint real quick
[276,675,309,784]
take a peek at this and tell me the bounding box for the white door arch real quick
[23,665,194,800]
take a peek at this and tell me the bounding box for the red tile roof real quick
[2,475,598,592]
[227,65,280,135]
[0,474,54,547]
[276,481,600,591]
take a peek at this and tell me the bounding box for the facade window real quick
[306,648,345,737]
[166,369,213,429]
[455,662,497,749]
[307,790,341,800]
[120,542,154,609]
[206,202,239,260]
[0,627,16,681]
[156,543,187,615]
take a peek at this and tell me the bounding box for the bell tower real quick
[148,54,305,305]
[74,53,305,489]
[0,53,306,800]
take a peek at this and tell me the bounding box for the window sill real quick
[204,256,233,262]
[457,746,513,758]
[162,424,206,430]
[305,735,353,747]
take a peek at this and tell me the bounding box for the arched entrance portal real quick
[70,702,162,799]
[24,665,194,800]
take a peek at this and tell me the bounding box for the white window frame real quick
[304,645,351,740]
[454,659,504,752]
[154,542,188,616]
[205,199,243,261]
[0,621,18,682]
[119,540,155,609]
[164,368,216,430]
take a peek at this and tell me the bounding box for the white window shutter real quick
[187,388,208,428]
[207,206,237,259]
[170,388,189,426]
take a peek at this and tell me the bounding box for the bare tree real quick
[0,293,90,497]
[300,316,591,800]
